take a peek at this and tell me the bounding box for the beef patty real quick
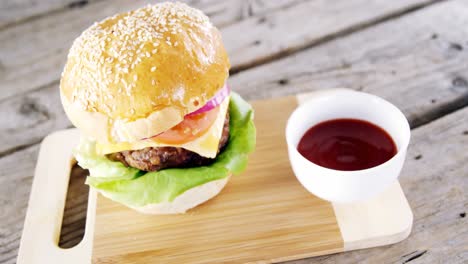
[108,111,230,172]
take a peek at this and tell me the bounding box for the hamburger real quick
[60,2,255,214]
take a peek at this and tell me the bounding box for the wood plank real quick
[0,145,38,264]
[223,0,438,71]
[0,0,101,29]
[0,0,304,30]
[0,0,435,101]
[1,0,466,156]
[0,85,69,156]
[230,0,468,127]
[2,103,467,264]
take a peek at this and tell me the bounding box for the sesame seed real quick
[65,2,213,112]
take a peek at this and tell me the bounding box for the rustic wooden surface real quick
[0,0,467,263]
[15,95,413,264]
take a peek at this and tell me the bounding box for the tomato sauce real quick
[297,118,397,171]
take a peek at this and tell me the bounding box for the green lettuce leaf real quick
[74,92,256,207]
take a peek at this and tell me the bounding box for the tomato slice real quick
[150,106,221,144]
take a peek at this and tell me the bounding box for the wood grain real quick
[1,0,467,263]
[11,94,467,264]
[1,96,466,262]
[0,0,458,157]
[0,0,434,101]
[0,0,305,31]
[0,146,38,264]
[223,0,439,72]
[0,85,68,156]
[0,0,101,29]
[230,0,468,128]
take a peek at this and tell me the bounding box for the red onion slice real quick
[186,84,230,117]
[143,84,230,140]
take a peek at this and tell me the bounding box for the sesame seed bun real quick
[60,2,230,143]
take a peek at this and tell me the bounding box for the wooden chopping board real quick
[17,91,413,264]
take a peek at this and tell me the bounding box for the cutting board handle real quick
[17,130,96,264]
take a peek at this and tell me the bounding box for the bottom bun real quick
[128,176,230,214]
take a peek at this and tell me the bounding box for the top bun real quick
[60,2,230,143]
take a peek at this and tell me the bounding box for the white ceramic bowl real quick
[286,89,410,203]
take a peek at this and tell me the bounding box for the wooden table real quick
[1,0,467,263]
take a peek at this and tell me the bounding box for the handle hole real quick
[58,163,89,248]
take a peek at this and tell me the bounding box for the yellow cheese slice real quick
[96,96,230,158]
